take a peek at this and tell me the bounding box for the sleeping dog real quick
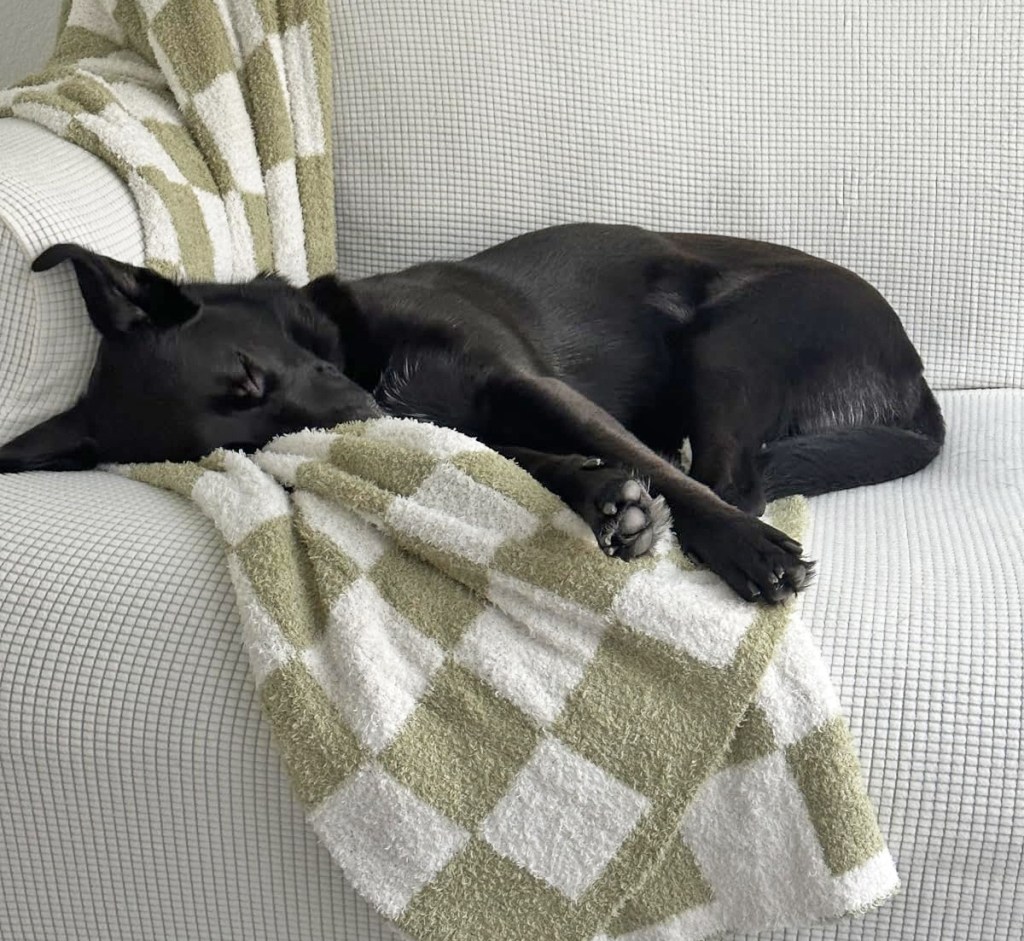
[0,224,944,602]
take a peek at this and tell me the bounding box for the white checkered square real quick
[222,188,258,278]
[224,0,268,59]
[128,169,182,270]
[293,490,389,572]
[192,186,235,280]
[136,0,173,18]
[265,158,308,284]
[309,765,470,920]
[481,737,650,900]
[613,560,756,668]
[67,1,125,45]
[190,72,264,192]
[386,463,539,564]
[455,596,605,726]
[108,82,185,125]
[756,617,844,747]
[258,428,339,484]
[281,21,327,158]
[191,453,290,546]
[302,576,445,753]
[77,105,189,186]
[362,416,488,459]
[681,751,833,930]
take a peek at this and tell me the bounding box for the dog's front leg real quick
[496,447,672,560]
[479,372,811,602]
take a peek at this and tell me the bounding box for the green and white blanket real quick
[0,0,335,283]
[124,419,899,940]
[6,2,898,936]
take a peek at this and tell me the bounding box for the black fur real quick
[0,224,944,602]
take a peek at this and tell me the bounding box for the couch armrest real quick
[0,117,144,444]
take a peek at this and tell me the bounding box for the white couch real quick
[1,3,1021,939]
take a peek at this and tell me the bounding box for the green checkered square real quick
[398,838,579,941]
[151,0,237,97]
[370,549,486,650]
[260,660,364,808]
[786,718,886,875]
[235,516,320,649]
[330,436,440,497]
[295,517,361,622]
[724,702,777,767]
[243,39,294,168]
[492,524,647,613]
[380,663,541,829]
[606,837,713,936]
[451,450,567,518]
[554,623,738,800]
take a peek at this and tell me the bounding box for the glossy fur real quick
[0,224,944,601]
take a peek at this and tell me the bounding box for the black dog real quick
[0,224,944,602]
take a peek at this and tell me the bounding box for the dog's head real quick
[0,245,381,471]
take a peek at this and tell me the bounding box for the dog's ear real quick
[303,275,359,321]
[32,244,198,337]
[0,403,98,472]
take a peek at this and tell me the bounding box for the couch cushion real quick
[1,390,1020,940]
[328,1,1024,392]
[755,389,1024,940]
[0,470,369,939]
[0,118,143,445]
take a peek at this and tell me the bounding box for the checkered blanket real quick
[0,0,334,284]
[124,418,899,940]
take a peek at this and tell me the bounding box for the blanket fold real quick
[125,418,899,941]
[0,0,335,283]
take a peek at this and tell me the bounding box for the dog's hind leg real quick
[680,359,775,517]
[688,432,766,517]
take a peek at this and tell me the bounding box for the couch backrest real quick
[328,1,1023,391]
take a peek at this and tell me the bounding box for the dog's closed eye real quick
[230,353,268,404]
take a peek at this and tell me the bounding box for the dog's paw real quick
[578,464,671,560]
[685,512,814,603]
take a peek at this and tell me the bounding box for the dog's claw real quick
[684,513,811,604]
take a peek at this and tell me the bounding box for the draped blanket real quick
[125,419,899,940]
[0,0,335,283]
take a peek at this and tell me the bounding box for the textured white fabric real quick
[1,391,1020,940]
[0,117,143,445]
[328,0,1024,392]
